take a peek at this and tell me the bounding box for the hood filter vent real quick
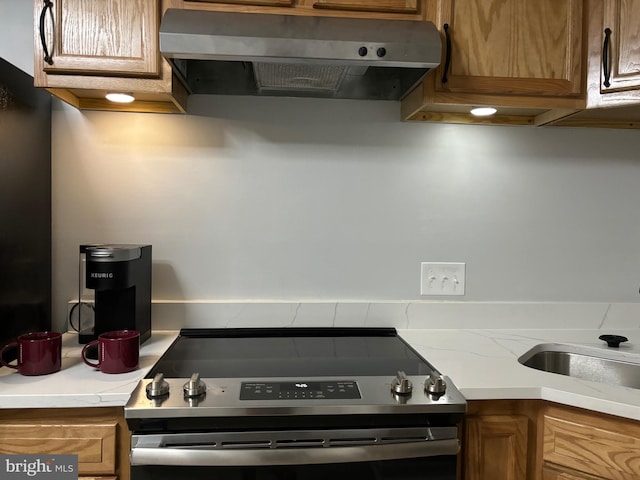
[254,63,348,94]
[160,9,442,101]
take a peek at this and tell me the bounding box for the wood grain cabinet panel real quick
[546,0,640,125]
[542,464,606,480]
[36,0,159,77]
[461,401,640,480]
[183,0,423,19]
[0,424,116,476]
[432,0,583,97]
[33,0,187,114]
[401,0,588,126]
[464,414,529,480]
[188,0,293,6]
[313,0,419,15]
[543,405,640,479]
[600,0,640,94]
[0,408,130,480]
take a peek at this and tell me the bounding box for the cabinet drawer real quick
[543,407,640,479]
[0,423,117,475]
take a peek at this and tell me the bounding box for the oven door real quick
[130,426,459,480]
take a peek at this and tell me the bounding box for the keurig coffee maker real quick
[79,244,151,344]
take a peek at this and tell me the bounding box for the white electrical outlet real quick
[420,262,466,296]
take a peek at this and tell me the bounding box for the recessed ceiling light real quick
[105,93,135,103]
[470,107,497,117]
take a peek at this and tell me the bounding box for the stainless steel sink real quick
[518,343,640,390]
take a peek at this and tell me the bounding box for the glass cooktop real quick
[146,328,438,379]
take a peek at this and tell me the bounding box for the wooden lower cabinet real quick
[2,401,639,480]
[465,414,528,480]
[542,466,601,480]
[543,464,607,480]
[464,400,640,480]
[0,407,130,480]
[542,404,640,480]
[462,400,542,480]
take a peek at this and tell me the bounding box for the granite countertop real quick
[1,328,639,422]
[398,328,640,421]
[0,331,178,408]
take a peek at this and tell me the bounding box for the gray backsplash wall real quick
[3,2,640,330]
[51,95,640,329]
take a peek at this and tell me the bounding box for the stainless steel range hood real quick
[160,9,442,101]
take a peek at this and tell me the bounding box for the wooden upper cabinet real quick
[600,0,640,94]
[183,0,423,19]
[35,0,160,77]
[313,0,419,15]
[33,0,187,114]
[188,0,294,6]
[190,0,420,14]
[432,0,584,97]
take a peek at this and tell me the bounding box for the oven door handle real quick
[131,438,459,467]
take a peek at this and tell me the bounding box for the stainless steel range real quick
[125,328,466,480]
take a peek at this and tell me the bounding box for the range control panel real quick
[240,381,361,400]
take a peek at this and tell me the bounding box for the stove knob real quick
[391,371,413,395]
[146,373,170,398]
[183,372,206,397]
[425,374,447,396]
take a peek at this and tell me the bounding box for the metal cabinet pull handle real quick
[603,27,612,88]
[39,0,54,65]
[442,23,451,84]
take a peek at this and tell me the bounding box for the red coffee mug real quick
[82,330,140,374]
[0,331,62,376]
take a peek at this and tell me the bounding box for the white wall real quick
[0,0,34,75]
[50,95,640,327]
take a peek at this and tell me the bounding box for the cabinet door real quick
[35,0,159,77]
[432,0,583,97]
[600,0,640,93]
[464,414,529,480]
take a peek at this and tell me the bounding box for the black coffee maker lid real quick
[85,244,145,262]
